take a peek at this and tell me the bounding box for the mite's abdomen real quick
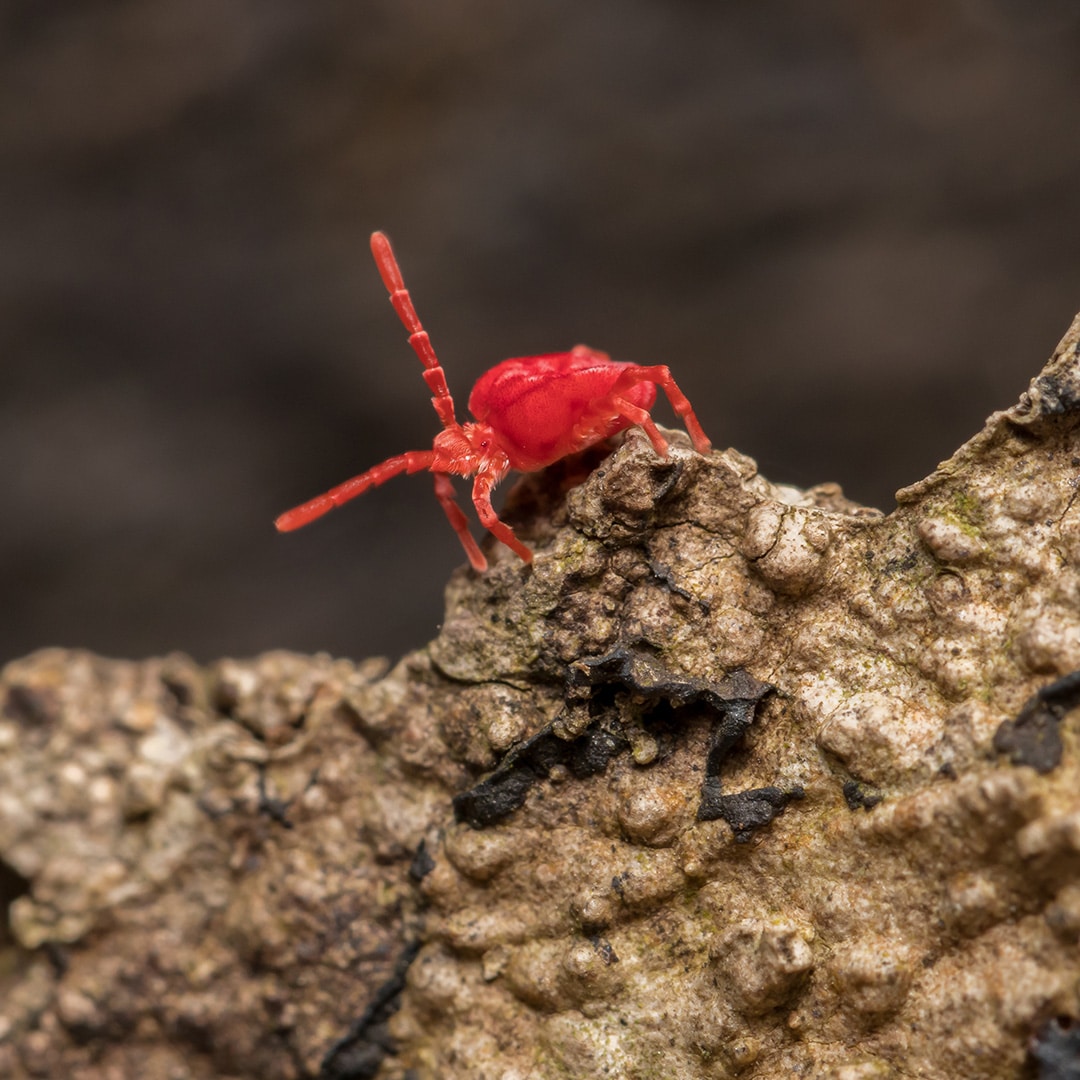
[469,351,657,470]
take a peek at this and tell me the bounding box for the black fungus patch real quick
[698,785,805,842]
[842,780,883,812]
[565,647,772,713]
[453,645,783,833]
[589,936,619,965]
[1030,371,1080,420]
[320,940,422,1080]
[408,840,436,882]
[883,549,921,576]
[994,670,1080,774]
[1030,1015,1080,1080]
[453,719,629,828]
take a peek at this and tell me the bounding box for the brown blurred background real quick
[2,0,1080,666]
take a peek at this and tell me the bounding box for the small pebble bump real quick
[830,939,912,1019]
[916,516,985,564]
[616,780,687,846]
[742,504,832,596]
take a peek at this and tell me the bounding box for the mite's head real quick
[431,423,505,475]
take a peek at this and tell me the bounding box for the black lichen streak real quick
[454,645,776,831]
[883,549,921,576]
[1030,370,1080,419]
[842,780,883,811]
[589,936,619,965]
[1030,1015,1080,1080]
[320,940,422,1080]
[994,670,1080,774]
[648,558,710,612]
[408,840,436,882]
[698,785,805,843]
[699,691,769,781]
[566,647,772,713]
[665,657,799,839]
[453,719,629,828]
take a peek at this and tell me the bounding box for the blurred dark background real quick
[3,0,1080,666]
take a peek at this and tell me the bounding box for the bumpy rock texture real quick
[6,315,1080,1078]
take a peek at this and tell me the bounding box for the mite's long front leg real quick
[472,469,533,564]
[370,232,459,431]
[434,473,487,572]
[611,365,712,455]
[275,451,435,531]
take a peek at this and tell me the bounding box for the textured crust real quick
[5,314,1080,1078]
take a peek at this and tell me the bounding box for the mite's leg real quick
[609,396,671,458]
[611,365,711,454]
[370,232,459,431]
[472,470,533,564]
[434,473,487,572]
[275,450,435,532]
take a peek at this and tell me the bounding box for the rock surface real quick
[5,315,1080,1077]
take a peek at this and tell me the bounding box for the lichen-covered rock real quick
[5,313,1080,1078]
[0,649,423,1079]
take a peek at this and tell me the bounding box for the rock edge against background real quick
[5,314,1080,1077]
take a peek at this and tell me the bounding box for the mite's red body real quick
[276,232,711,572]
[468,350,660,472]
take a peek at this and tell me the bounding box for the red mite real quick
[275,231,712,571]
